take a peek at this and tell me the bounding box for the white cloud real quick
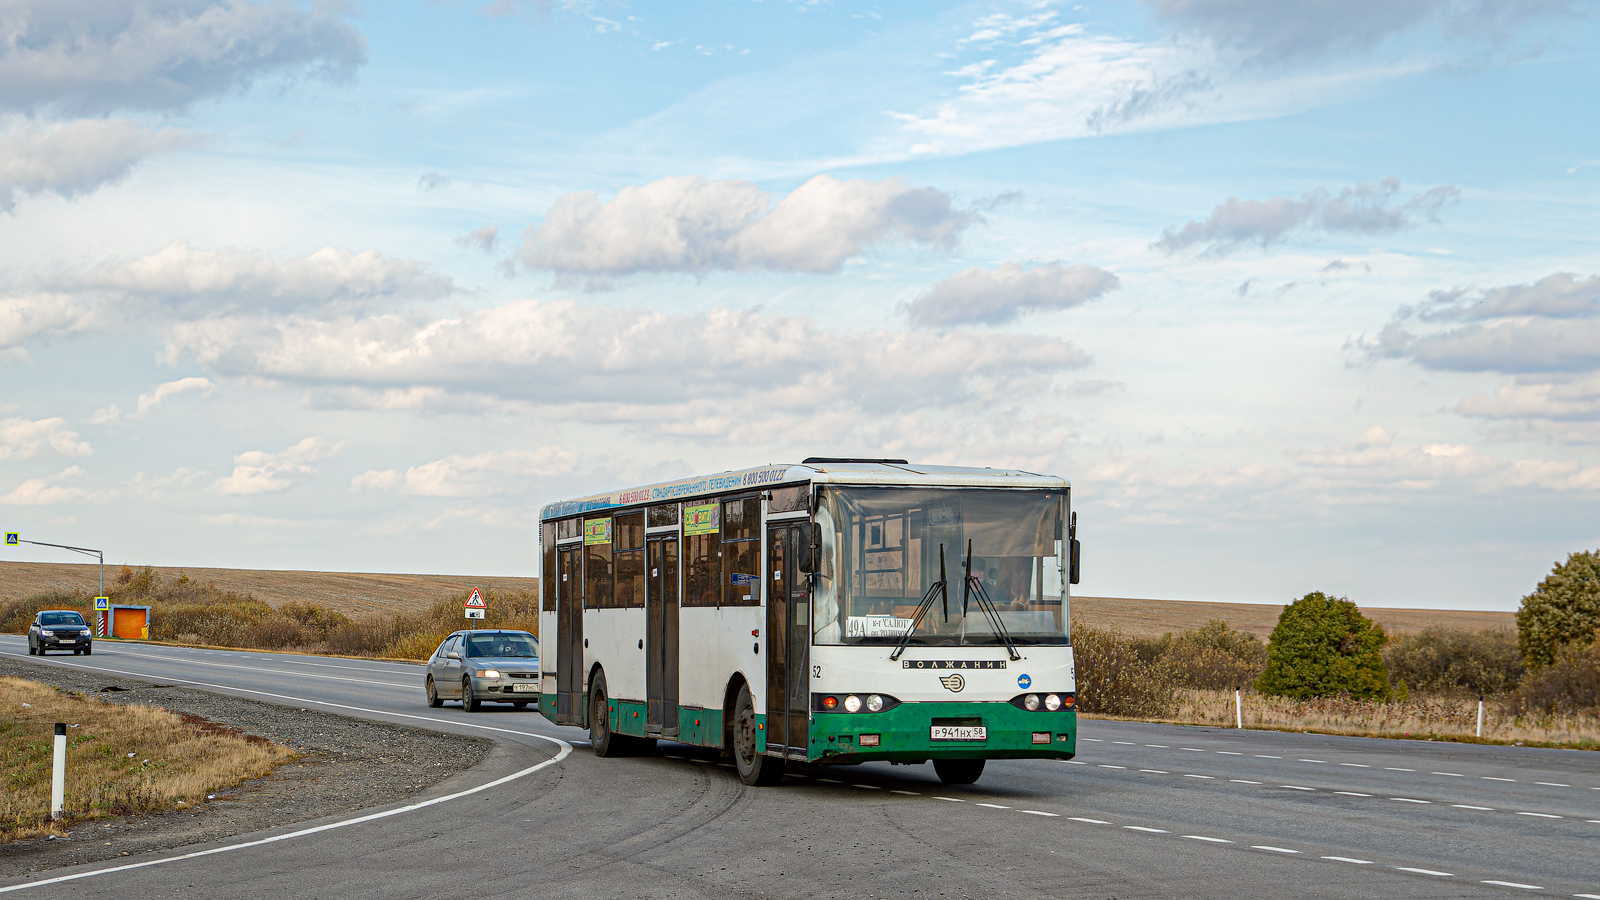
[0,117,200,211]
[907,262,1120,327]
[1,466,92,505]
[515,174,977,286]
[0,0,366,116]
[1145,0,1578,63]
[0,292,94,350]
[352,447,580,498]
[212,436,345,495]
[0,417,92,460]
[90,376,217,424]
[457,226,499,253]
[161,299,1093,437]
[1156,178,1460,255]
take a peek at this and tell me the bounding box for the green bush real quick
[1157,620,1268,690]
[1383,627,1523,696]
[1070,619,1177,718]
[1505,631,1600,715]
[1516,550,1600,670]
[1255,592,1391,700]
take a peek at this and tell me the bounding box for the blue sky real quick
[2,0,1598,611]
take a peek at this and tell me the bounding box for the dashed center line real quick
[1125,826,1168,833]
[1385,767,1414,772]
[1184,774,1215,780]
[1482,880,1544,890]
[1021,810,1059,817]
[1339,763,1370,768]
[1517,812,1562,819]
[1280,785,1315,791]
[1081,738,1103,742]
[1183,835,1231,843]
[1453,805,1494,811]
[1483,776,1515,782]
[1298,759,1326,763]
[1181,748,1206,752]
[891,790,920,796]
[1144,744,1168,748]
[1323,856,1372,865]
[1433,772,1464,777]
[1216,751,1242,756]
[1252,846,1299,854]
[1069,817,1110,825]
[1390,798,1430,804]
[1099,765,1127,769]
[933,796,963,802]
[976,803,1011,809]
[853,784,881,790]
[1534,782,1569,787]
[1112,741,1135,745]
[1254,754,1282,759]
[1140,769,1169,774]
[1231,779,1263,785]
[816,778,842,783]
[1335,792,1372,797]
[1393,867,1453,877]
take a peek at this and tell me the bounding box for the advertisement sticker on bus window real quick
[584,518,612,545]
[683,503,720,535]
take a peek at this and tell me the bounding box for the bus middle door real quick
[645,535,680,735]
[766,524,811,758]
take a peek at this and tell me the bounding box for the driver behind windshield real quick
[464,635,537,658]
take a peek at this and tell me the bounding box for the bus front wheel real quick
[933,758,985,785]
[731,682,784,786]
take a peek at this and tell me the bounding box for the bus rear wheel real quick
[732,682,784,786]
[933,758,985,785]
[590,673,632,758]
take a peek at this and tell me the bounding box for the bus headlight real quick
[1024,693,1040,711]
[844,694,862,713]
[1045,693,1062,711]
[866,694,884,712]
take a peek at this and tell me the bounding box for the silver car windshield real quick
[813,486,1068,647]
[463,634,537,658]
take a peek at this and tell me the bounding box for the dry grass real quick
[1073,595,1515,640]
[1083,688,1600,750]
[0,677,293,840]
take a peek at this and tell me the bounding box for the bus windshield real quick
[813,486,1068,647]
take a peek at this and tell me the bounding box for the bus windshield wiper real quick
[961,538,1021,661]
[890,544,949,662]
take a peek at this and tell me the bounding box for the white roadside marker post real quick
[1476,693,1484,738]
[51,723,67,821]
[1235,686,1243,729]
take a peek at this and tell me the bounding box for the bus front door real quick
[555,546,583,725]
[766,525,811,758]
[646,536,680,735]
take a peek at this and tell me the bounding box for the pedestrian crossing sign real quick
[4,533,17,546]
[464,588,486,609]
[95,597,109,611]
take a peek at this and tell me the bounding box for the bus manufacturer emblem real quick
[939,674,965,693]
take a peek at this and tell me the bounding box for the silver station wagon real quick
[425,630,540,711]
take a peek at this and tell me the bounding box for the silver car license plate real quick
[930,725,986,741]
[510,683,539,693]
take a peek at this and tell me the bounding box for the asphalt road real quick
[2,636,1596,899]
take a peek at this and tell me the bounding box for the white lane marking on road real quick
[1069,817,1110,824]
[1589,820,1600,824]
[1482,881,1544,890]
[1517,812,1562,818]
[853,784,882,790]
[816,778,842,783]
[1322,857,1372,864]
[1112,741,1135,745]
[891,790,919,796]
[1575,893,1600,899]
[1385,767,1414,772]
[1255,755,1282,759]
[0,715,571,894]
[1393,867,1454,877]
[1453,805,1494,810]
[1298,759,1326,763]
[1339,763,1370,768]
[1184,774,1214,780]
[1335,792,1372,797]
[1390,798,1430,804]
[1183,836,1231,843]
[933,796,964,802]
[1140,769,1169,774]
[100,644,422,677]
[1433,772,1464,777]
[1483,777,1515,782]
[1125,826,1168,833]
[1099,765,1127,769]
[663,755,684,759]
[1252,846,1299,854]
[1145,744,1168,748]
[1021,810,1059,816]
[1280,785,1315,791]
[1180,748,1206,752]
[1215,751,1242,755]
[1081,738,1103,742]
[976,803,1010,809]
[1535,783,1570,787]
[36,650,417,689]
[1231,780,1263,785]
[1065,760,1086,765]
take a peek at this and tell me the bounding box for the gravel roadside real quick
[0,657,494,878]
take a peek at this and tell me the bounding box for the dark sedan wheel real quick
[426,677,443,708]
[462,677,480,712]
[83,646,92,656]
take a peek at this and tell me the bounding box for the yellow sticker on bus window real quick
[584,518,612,545]
[683,503,720,536]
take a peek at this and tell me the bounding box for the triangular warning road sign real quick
[464,588,486,609]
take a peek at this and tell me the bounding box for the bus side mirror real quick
[1069,539,1081,585]
[796,523,819,574]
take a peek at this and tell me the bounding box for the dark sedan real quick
[29,610,93,655]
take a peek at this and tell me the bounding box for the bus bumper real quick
[807,702,1076,763]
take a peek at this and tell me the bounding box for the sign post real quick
[464,588,487,628]
[4,533,105,596]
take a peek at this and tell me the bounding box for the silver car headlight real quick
[479,669,502,679]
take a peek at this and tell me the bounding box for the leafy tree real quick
[1255,592,1390,700]
[1516,550,1600,670]
[1382,627,1523,696]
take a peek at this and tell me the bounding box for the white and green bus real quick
[538,459,1080,786]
